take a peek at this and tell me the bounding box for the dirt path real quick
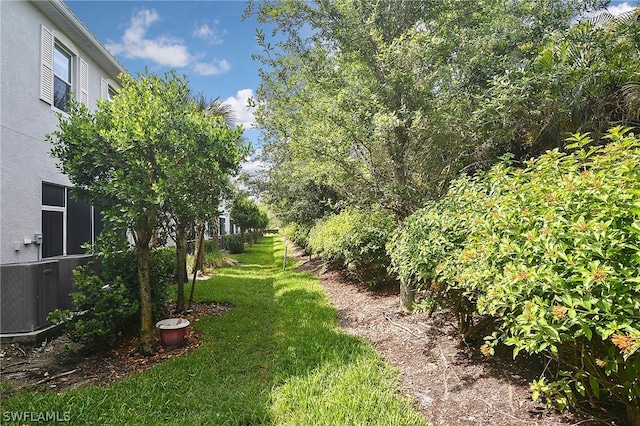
[292,247,625,426]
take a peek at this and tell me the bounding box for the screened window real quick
[42,183,65,207]
[42,211,64,258]
[42,183,103,258]
[66,193,92,255]
[108,85,117,100]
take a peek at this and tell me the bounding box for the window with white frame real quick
[40,25,88,111]
[41,183,103,258]
[53,43,72,111]
[101,77,118,100]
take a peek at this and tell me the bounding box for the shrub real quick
[204,249,238,268]
[225,234,245,254]
[308,208,396,288]
[204,238,218,253]
[49,232,175,351]
[436,128,640,420]
[188,243,238,271]
[147,247,175,317]
[48,266,138,350]
[388,170,510,315]
[281,222,311,252]
[93,232,174,323]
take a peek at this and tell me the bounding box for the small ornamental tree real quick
[230,192,261,245]
[164,99,244,312]
[49,70,214,355]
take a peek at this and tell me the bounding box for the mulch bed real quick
[0,302,231,396]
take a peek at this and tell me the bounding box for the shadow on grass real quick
[0,235,426,426]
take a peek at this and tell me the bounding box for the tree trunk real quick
[188,267,198,310]
[134,217,155,356]
[174,218,188,313]
[188,222,206,309]
[399,277,415,312]
[392,125,416,310]
[192,221,206,272]
[210,218,219,250]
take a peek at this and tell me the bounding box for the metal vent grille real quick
[1,257,95,334]
[1,261,59,333]
[1,266,27,333]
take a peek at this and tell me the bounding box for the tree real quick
[246,0,600,310]
[471,6,640,164]
[49,70,242,354]
[166,93,245,312]
[247,0,599,220]
[191,95,245,273]
[230,192,263,245]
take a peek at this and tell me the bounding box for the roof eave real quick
[31,0,128,81]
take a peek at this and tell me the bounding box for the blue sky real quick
[585,0,639,17]
[64,0,266,172]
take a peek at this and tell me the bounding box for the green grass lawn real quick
[1,235,428,425]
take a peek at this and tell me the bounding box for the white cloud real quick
[240,148,266,176]
[241,158,266,175]
[223,89,257,128]
[106,8,191,67]
[193,59,231,76]
[193,23,225,45]
[106,8,231,75]
[580,2,637,20]
[607,2,636,15]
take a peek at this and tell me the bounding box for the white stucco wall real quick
[0,1,123,264]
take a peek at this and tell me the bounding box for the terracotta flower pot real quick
[156,318,190,348]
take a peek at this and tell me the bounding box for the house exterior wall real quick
[0,0,126,265]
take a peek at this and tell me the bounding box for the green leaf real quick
[541,325,560,341]
[588,375,600,399]
[583,325,593,341]
[532,390,540,401]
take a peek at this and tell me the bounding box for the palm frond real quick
[188,91,237,127]
[622,80,640,119]
[585,5,639,27]
[206,97,237,127]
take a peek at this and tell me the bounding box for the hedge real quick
[390,127,640,422]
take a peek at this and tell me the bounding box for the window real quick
[42,184,65,258]
[40,26,88,110]
[41,183,102,258]
[101,78,118,100]
[42,210,64,258]
[219,217,226,235]
[53,44,72,112]
[66,192,92,255]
